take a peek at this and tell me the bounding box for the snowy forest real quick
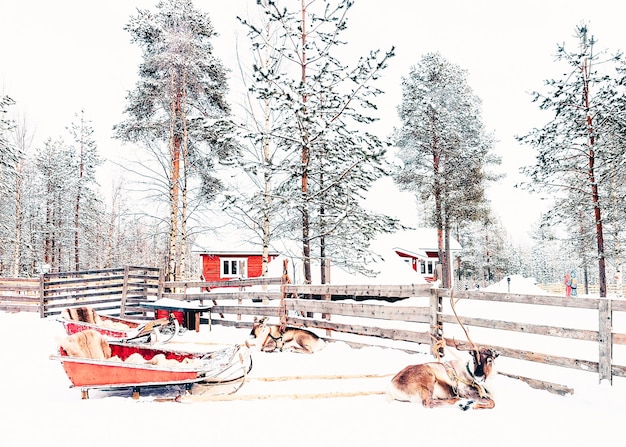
[1,1,626,295]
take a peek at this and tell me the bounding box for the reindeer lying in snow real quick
[249,317,325,354]
[387,346,499,410]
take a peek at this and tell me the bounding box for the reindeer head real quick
[469,347,499,382]
[250,317,269,338]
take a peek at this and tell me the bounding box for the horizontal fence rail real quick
[0,277,41,313]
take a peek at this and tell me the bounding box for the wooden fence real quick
[0,266,161,317]
[1,267,625,384]
[0,277,41,313]
[209,284,626,385]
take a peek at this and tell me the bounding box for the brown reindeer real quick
[389,290,500,410]
[249,317,325,354]
[387,347,499,410]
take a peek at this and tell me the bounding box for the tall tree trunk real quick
[262,96,271,277]
[261,9,272,277]
[433,142,446,287]
[180,68,189,280]
[168,69,182,282]
[319,159,327,284]
[74,120,84,271]
[300,0,311,283]
[105,183,120,269]
[12,159,23,276]
[44,166,52,271]
[583,57,607,297]
[443,222,452,288]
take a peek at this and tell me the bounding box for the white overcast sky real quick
[1,0,624,245]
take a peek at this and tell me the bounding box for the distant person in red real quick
[570,270,578,297]
[564,272,572,297]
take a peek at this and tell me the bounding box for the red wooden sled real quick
[58,306,180,343]
[50,330,251,399]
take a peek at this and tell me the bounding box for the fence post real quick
[157,268,164,300]
[120,266,130,317]
[278,259,290,327]
[598,298,612,383]
[38,274,46,318]
[429,287,444,358]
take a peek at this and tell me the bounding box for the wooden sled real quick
[50,329,252,399]
[58,306,181,343]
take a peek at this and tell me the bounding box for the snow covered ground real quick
[2,277,625,446]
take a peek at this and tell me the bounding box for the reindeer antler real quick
[449,289,477,351]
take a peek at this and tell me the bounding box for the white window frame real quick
[220,258,248,278]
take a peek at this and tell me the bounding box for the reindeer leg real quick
[467,398,495,410]
[419,385,460,408]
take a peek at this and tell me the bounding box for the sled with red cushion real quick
[58,306,180,343]
[50,329,251,399]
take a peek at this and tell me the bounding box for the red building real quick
[389,229,462,283]
[199,249,279,282]
[394,248,439,282]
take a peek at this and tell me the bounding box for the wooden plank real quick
[0,303,40,313]
[0,283,39,292]
[39,274,45,318]
[613,333,626,345]
[498,371,574,395]
[210,305,279,317]
[43,288,130,300]
[42,275,126,287]
[287,316,431,345]
[43,267,158,280]
[43,287,148,302]
[439,313,598,341]
[283,299,429,322]
[430,288,443,357]
[120,266,130,317]
[598,299,612,382]
[164,291,281,301]
[612,364,626,377]
[44,297,127,311]
[437,289,599,310]
[165,277,283,290]
[0,304,39,313]
[444,338,599,373]
[0,277,39,285]
[610,299,626,312]
[0,295,40,303]
[283,283,432,298]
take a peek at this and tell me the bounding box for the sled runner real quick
[50,329,252,399]
[58,306,181,343]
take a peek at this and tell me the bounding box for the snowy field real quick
[1,288,625,447]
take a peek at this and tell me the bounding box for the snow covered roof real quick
[376,228,462,253]
[192,231,278,256]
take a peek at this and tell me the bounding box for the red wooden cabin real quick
[390,229,462,283]
[199,249,279,283]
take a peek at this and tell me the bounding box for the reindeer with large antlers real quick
[387,293,499,410]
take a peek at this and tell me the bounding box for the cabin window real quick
[420,260,435,275]
[221,258,248,278]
